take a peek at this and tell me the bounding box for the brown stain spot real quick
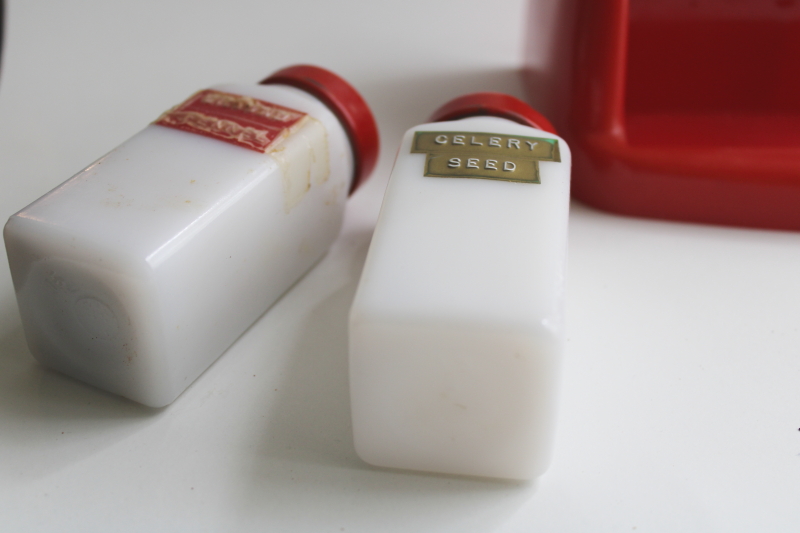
[185,200,191,203]
[190,179,196,184]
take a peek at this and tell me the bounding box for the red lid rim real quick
[260,65,379,195]
[428,92,557,135]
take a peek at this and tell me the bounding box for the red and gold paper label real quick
[155,90,308,153]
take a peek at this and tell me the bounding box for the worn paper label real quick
[155,90,308,153]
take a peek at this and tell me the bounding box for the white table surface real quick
[1,1,799,531]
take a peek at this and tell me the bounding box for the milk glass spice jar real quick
[349,93,570,480]
[4,65,378,407]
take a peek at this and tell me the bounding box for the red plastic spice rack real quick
[530,0,800,230]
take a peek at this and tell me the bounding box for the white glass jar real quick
[4,65,378,407]
[349,93,570,480]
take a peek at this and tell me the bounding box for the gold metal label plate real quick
[411,131,560,184]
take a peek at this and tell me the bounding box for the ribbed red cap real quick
[260,65,379,195]
[428,92,557,134]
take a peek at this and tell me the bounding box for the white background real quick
[1,1,799,531]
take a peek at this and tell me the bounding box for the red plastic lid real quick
[429,92,557,134]
[260,65,379,195]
